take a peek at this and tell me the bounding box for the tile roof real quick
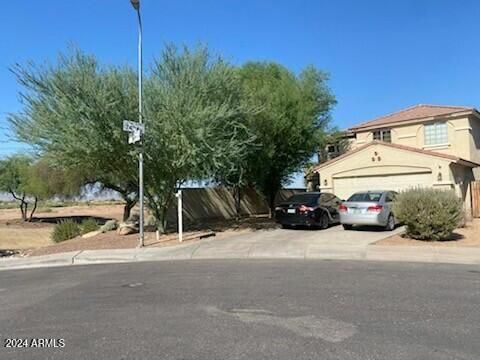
[313,140,480,172]
[350,104,474,130]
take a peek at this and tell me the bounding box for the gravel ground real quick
[375,219,480,247]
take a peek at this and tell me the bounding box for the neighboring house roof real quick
[313,141,480,172]
[350,104,475,131]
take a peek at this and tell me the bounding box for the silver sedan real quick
[339,191,398,231]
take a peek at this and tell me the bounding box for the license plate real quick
[287,209,296,214]
[352,208,362,214]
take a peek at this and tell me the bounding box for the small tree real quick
[0,156,82,221]
[0,155,33,221]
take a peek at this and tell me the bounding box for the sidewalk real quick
[2,232,480,271]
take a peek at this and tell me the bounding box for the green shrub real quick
[52,220,81,243]
[80,218,99,234]
[100,219,118,232]
[393,188,463,241]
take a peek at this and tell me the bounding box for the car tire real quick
[281,224,291,229]
[342,224,353,230]
[385,214,395,231]
[320,212,329,230]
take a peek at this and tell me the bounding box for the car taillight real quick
[299,205,314,213]
[367,205,383,213]
[338,204,348,212]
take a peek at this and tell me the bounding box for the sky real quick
[1,0,480,187]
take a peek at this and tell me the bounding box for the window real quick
[424,122,448,145]
[347,192,383,202]
[287,193,320,206]
[373,129,391,143]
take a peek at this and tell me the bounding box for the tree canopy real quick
[8,46,336,228]
[9,51,140,220]
[238,62,336,211]
[143,46,256,230]
[0,155,81,221]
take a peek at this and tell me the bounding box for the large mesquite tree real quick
[239,63,336,213]
[144,46,255,232]
[9,51,140,220]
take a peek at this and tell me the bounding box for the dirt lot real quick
[0,204,126,251]
[0,203,277,256]
[0,204,124,223]
[376,219,480,247]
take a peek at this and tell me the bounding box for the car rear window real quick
[347,192,383,202]
[286,193,320,205]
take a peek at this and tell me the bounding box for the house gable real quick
[347,105,480,165]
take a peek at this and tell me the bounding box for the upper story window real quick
[424,122,448,146]
[373,129,391,143]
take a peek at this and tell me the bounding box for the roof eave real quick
[349,109,475,132]
[456,158,480,168]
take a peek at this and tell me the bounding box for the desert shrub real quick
[52,220,81,243]
[393,188,463,241]
[80,218,99,234]
[100,219,118,232]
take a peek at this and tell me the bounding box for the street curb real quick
[0,251,81,271]
[1,245,479,271]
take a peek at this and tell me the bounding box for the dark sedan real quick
[275,192,342,229]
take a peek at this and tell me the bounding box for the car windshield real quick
[286,193,320,205]
[347,192,383,202]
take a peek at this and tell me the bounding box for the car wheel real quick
[281,224,291,229]
[342,224,353,230]
[385,214,395,231]
[320,212,329,230]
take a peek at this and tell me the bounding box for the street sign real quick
[123,120,145,144]
[123,120,145,134]
[128,129,142,144]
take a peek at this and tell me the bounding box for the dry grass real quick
[376,219,480,247]
[0,223,54,250]
[0,204,125,223]
[0,204,125,251]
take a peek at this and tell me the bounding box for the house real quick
[312,104,480,216]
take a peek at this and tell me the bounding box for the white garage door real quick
[333,172,432,200]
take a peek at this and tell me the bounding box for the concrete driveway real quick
[189,224,405,260]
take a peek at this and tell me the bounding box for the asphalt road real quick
[0,260,479,360]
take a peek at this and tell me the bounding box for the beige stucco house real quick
[312,104,480,216]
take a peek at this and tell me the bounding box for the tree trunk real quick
[267,180,280,219]
[268,193,275,219]
[28,197,38,222]
[122,199,136,222]
[158,205,169,234]
[19,202,26,221]
[23,202,28,222]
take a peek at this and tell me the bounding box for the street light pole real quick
[130,0,144,247]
